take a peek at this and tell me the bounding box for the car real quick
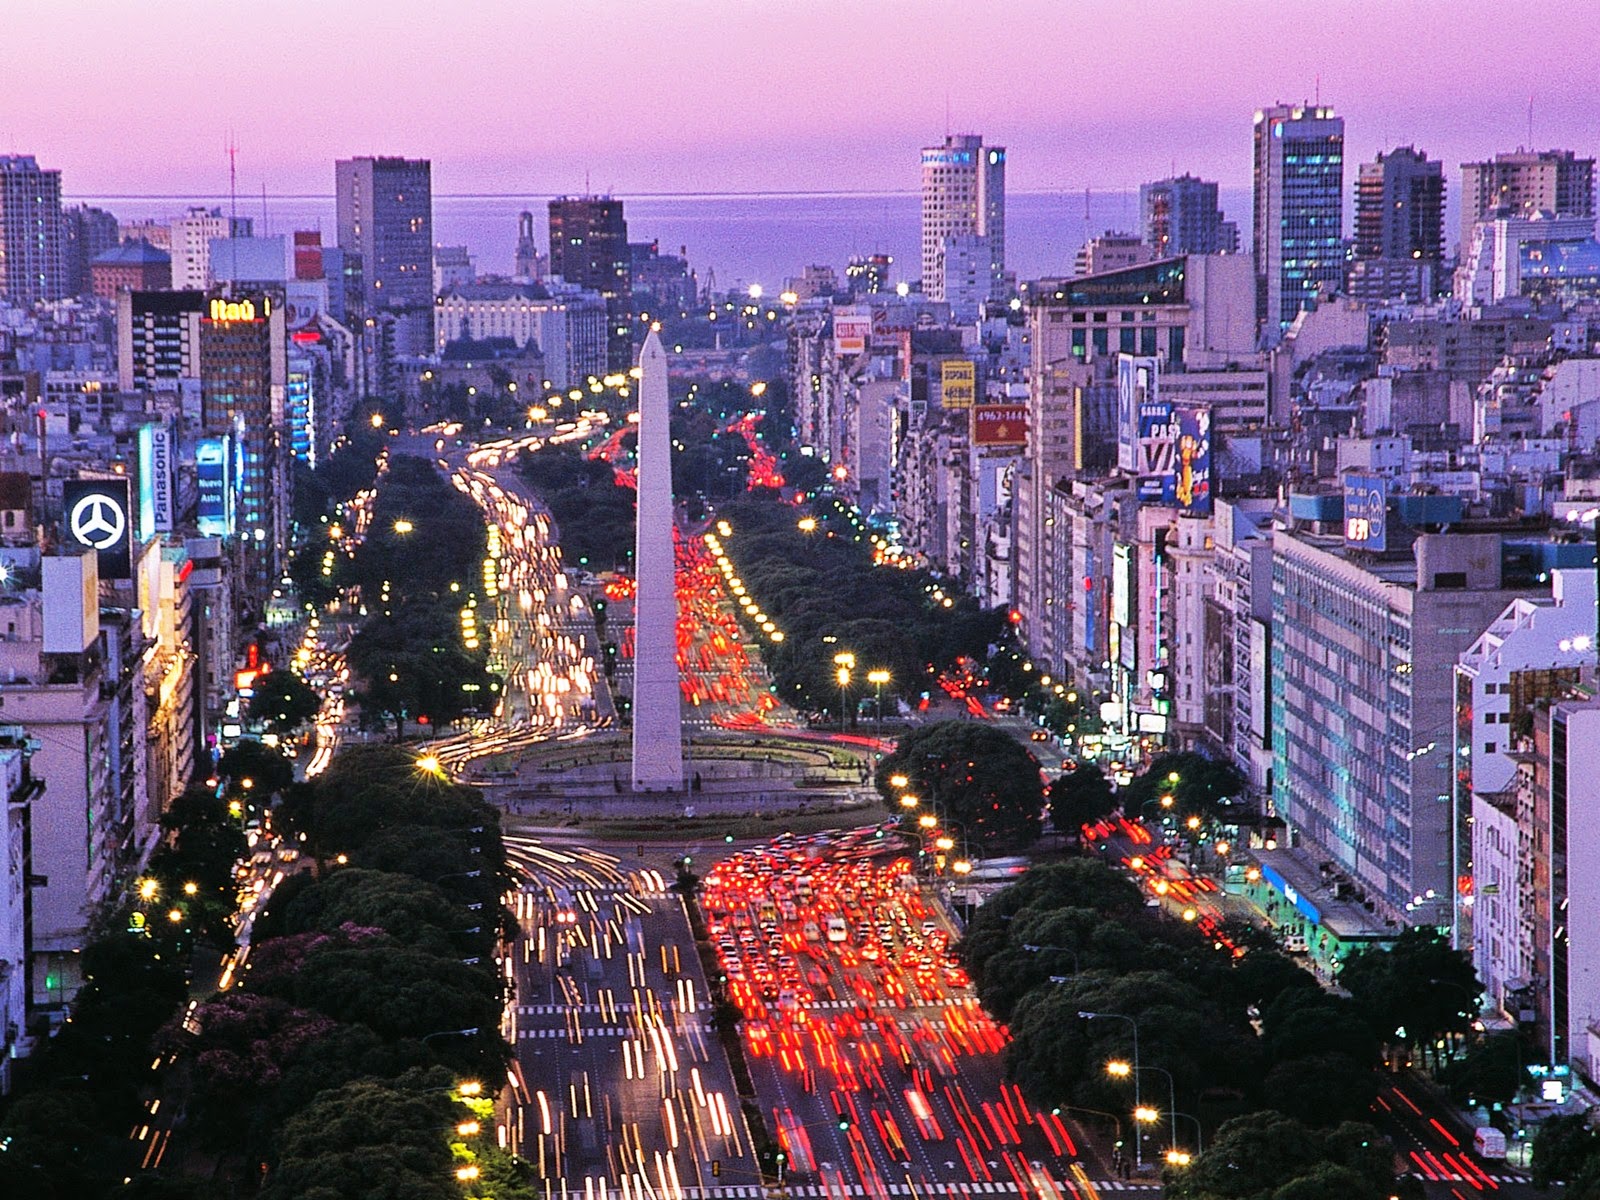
[1030,729,1050,742]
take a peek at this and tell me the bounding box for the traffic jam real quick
[701,828,1093,1200]
[504,837,757,1198]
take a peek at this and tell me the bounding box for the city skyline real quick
[8,1,1598,200]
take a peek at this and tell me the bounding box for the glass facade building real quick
[1253,105,1345,331]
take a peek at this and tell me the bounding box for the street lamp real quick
[1080,1010,1143,1168]
[1023,941,1082,973]
[867,668,890,737]
[1108,1059,1179,1153]
[833,652,855,730]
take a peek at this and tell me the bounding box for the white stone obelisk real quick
[631,328,684,791]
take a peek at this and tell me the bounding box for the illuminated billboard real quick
[62,477,133,579]
[1343,473,1387,551]
[138,421,175,539]
[940,359,976,409]
[196,436,236,537]
[1173,405,1212,516]
[972,403,1027,446]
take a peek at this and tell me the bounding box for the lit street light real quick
[833,651,855,731]
[1080,1010,1144,1168]
[867,668,890,737]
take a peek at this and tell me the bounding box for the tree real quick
[1049,762,1118,832]
[1120,751,1249,824]
[1260,988,1378,1067]
[262,1078,459,1200]
[1532,1112,1600,1187]
[1339,927,1481,1064]
[875,720,1045,853]
[170,992,338,1151]
[1166,1111,1394,1200]
[218,738,296,799]
[277,868,494,959]
[1438,1033,1530,1108]
[249,668,322,735]
[1260,1053,1378,1127]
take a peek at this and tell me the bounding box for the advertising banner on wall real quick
[1116,354,1159,473]
[940,359,976,409]
[1343,473,1388,551]
[138,421,175,539]
[832,305,872,356]
[196,436,236,537]
[1173,405,1213,516]
[63,477,133,579]
[972,403,1028,446]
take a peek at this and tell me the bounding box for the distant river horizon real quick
[74,187,1255,294]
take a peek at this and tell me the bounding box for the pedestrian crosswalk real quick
[552,1184,1162,1199]
[515,1023,714,1040]
[1408,1172,1526,1185]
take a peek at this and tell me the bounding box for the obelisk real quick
[631,327,684,791]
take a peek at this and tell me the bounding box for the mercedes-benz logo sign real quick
[69,493,126,551]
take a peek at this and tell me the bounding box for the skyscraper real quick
[1459,149,1596,254]
[1140,174,1240,257]
[1349,146,1444,301]
[1354,147,1444,261]
[335,156,434,329]
[1252,104,1345,331]
[0,155,66,304]
[200,289,287,600]
[548,196,631,372]
[920,134,1005,306]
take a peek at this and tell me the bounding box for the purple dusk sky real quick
[8,0,1598,198]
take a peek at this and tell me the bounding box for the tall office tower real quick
[199,289,287,600]
[514,210,543,279]
[631,328,683,791]
[1459,149,1596,254]
[1140,174,1240,257]
[62,203,120,295]
[335,156,434,337]
[920,134,1006,304]
[0,155,66,304]
[169,206,251,290]
[1252,104,1345,331]
[1354,147,1444,261]
[1348,146,1445,301]
[548,196,631,372]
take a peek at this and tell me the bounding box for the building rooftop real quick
[438,282,554,303]
[92,240,169,267]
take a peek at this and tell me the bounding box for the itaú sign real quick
[208,296,270,322]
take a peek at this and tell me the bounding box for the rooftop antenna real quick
[1314,73,1320,106]
[227,132,239,289]
[1527,94,1535,149]
[944,90,951,138]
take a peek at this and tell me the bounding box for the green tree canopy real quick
[262,1077,459,1200]
[1049,762,1118,832]
[1338,926,1481,1060]
[1165,1111,1394,1200]
[249,668,322,734]
[875,720,1045,854]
